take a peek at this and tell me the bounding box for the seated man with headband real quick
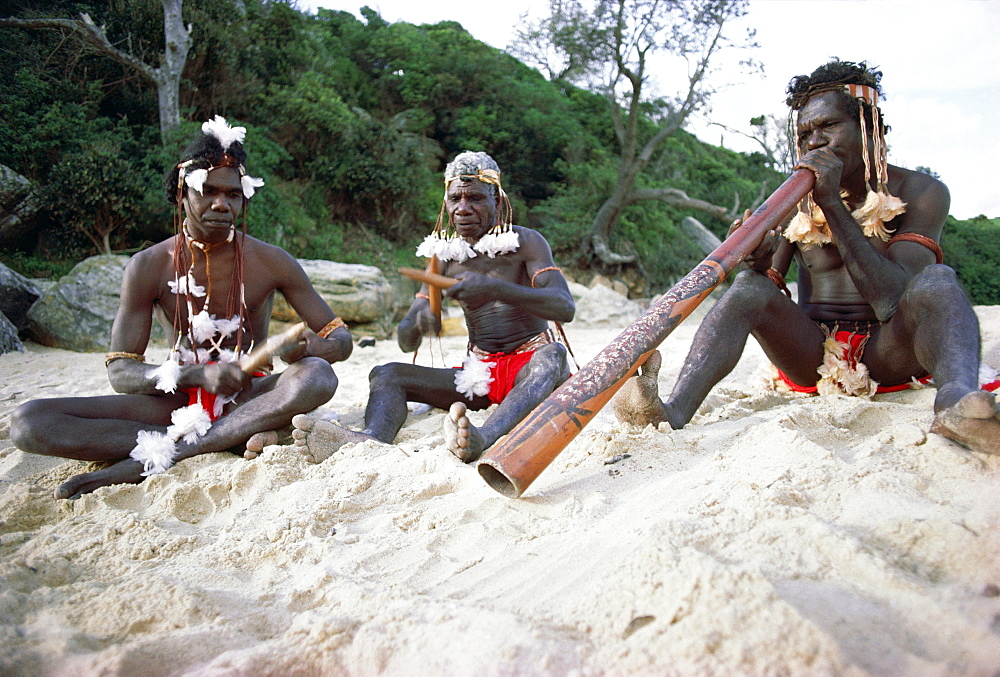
[11,117,353,498]
[293,150,575,463]
[614,59,999,454]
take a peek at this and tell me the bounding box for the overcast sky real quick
[303,0,999,219]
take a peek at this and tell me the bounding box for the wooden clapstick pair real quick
[400,257,456,332]
[239,321,307,374]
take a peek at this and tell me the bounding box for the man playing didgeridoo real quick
[293,151,575,463]
[613,59,999,454]
[10,117,353,498]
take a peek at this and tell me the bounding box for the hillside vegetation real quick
[1,1,995,302]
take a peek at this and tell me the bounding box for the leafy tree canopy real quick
[7,0,988,305]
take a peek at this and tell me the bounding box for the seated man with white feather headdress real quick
[292,151,575,463]
[10,117,353,499]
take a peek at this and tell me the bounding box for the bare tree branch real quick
[0,14,156,83]
[0,0,191,138]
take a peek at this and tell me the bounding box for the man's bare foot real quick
[930,390,1000,454]
[291,414,375,463]
[243,427,292,460]
[444,402,487,463]
[55,458,145,500]
[612,350,666,427]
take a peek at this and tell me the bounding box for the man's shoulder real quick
[243,235,296,261]
[512,225,551,248]
[889,165,950,204]
[128,238,174,267]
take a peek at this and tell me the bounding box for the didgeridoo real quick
[239,321,307,374]
[477,169,816,498]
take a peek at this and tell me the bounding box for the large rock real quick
[0,311,23,354]
[28,255,129,352]
[572,284,644,326]
[0,262,40,335]
[272,260,395,337]
[0,164,41,246]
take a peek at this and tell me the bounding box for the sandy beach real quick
[1,299,998,676]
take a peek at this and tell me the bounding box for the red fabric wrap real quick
[480,350,536,405]
[777,330,932,394]
[183,369,265,422]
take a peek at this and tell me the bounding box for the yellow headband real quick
[445,168,502,189]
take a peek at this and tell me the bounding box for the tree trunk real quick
[590,151,647,266]
[156,0,189,137]
[591,187,636,265]
[0,0,189,140]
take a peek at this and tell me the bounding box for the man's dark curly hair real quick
[163,133,248,205]
[786,59,887,131]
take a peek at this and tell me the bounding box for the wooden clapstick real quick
[426,256,443,319]
[239,321,307,373]
[398,267,458,289]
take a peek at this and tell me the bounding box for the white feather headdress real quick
[202,115,246,151]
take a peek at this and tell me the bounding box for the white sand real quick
[1,303,998,676]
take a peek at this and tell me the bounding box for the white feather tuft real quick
[168,273,206,298]
[454,354,494,400]
[184,169,209,195]
[130,430,178,476]
[191,310,218,343]
[241,175,264,199]
[472,232,498,256]
[201,115,246,151]
[167,403,213,445]
[150,358,181,393]
[445,237,476,263]
[415,234,442,258]
[473,230,520,257]
[495,229,520,254]
[215,314,241,338]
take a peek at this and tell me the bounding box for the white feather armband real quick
[150,359,182,393]
[129,431,178,476]
[454,354,494,400]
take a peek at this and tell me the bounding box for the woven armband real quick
[531,266,562,288]
[318,318,347,338]
[105,352,146,367]
[887,233,943,264]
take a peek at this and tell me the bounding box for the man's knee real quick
[10,399,51,452]
[533,341,567,365]
[904,264,966,308]
[911,263,958,288]
[526,342,570,381]
[287,357,338,402]
[726,270,780,306]
[369,363,402,390]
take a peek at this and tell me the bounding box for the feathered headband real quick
[176,116,265,200]
[416,167,519,262]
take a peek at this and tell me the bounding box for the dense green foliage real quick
[1,1,994,303]
[941,215,1000,305]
